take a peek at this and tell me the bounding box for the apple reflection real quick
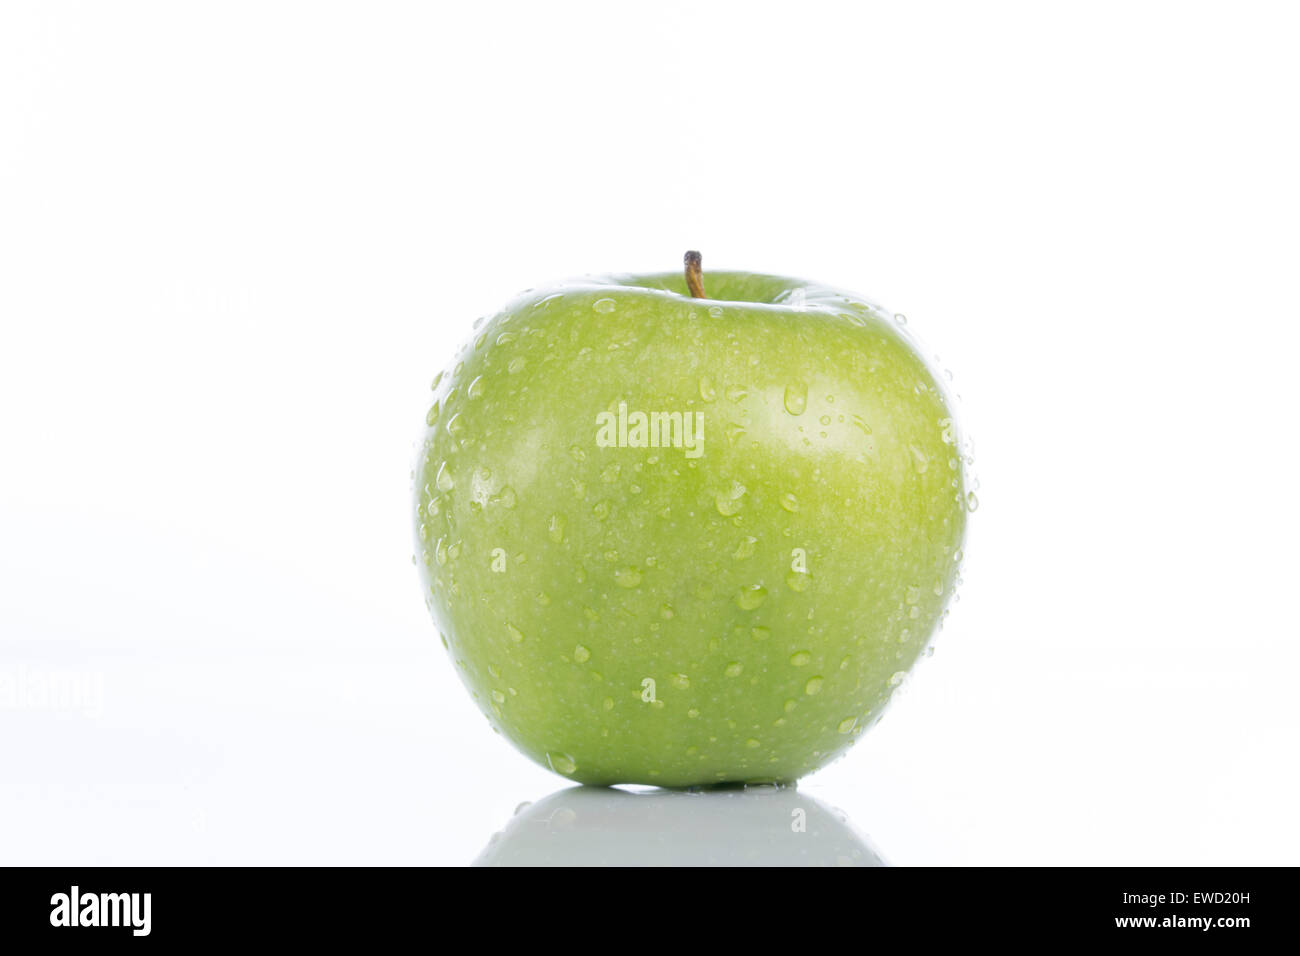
[474,785,885,866]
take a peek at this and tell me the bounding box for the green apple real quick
[414,254,968,786]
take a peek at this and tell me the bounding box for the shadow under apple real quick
[474,785,885,867]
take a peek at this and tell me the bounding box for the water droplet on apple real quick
[909,445,929,473]
[715,480,746,516]
[735,584,768,610]
[425,402,440,426]
[671,673,690,689]
[467,376,484,398]
[548,513,565,542]
[786,570,811,592]
[546,752,578,775]
[506,622,524,643]
[751,626,770,641]
[965,491,980,512]
[707,305,724,319]
[784,382,808,415]
[445,413,464,437]
[592,298,617,313]
[573,644,591,663]
[724,661,744,677]
[615,566,642,588]
[894,313,907,325]
[733,535,757,560]
[745,737,761,749]
[507,357,526,374]
[939,417,956,445]
[435,462,454,492]
[837,717,857,734]
[699,377,717,401]
[804,676,824,695]
[779,492,799,513]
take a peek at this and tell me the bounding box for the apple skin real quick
[414,270,967,786]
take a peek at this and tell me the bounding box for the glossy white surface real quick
[475,786,884,867]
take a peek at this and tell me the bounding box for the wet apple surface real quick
[414,258,969,786]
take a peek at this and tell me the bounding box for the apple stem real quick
[684,250,707,299]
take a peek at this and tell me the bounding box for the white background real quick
[2,1,1297,865]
